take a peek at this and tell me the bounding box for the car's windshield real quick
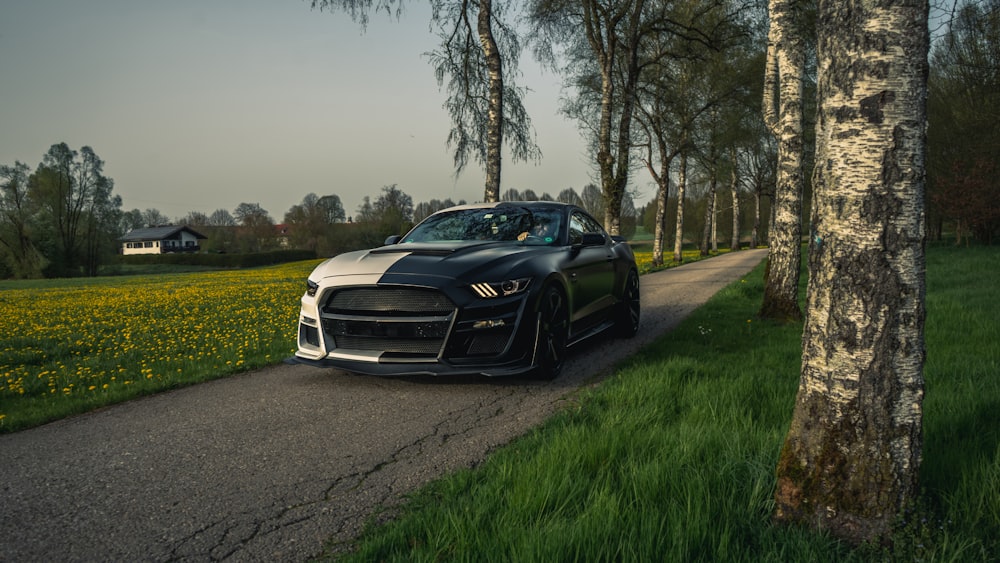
[401,207,563,245]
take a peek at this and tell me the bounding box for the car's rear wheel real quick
[615,269,640,338]
[534,285,568,380]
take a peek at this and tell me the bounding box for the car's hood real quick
[310,241,551,285]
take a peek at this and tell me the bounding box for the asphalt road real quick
[0,249,767,562]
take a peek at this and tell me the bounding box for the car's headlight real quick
[306,279,319,297]
[470,277,531,298]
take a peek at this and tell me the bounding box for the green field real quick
[0,247,708,433]
[0,260,320,432]
[330,244,999,562]
[2,245,996,561]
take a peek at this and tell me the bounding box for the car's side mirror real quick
[384,235,402,245]
[580,232,607,247]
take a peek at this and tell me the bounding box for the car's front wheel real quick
[534,285,568,380]
[615,269,640,338]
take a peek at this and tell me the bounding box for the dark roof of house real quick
[122,225,207,242]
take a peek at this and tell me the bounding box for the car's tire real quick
[534,285,569,380]
[615,269,640,338]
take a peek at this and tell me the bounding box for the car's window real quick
[568,211,606,245]
[517,210,563,245]
[402,207,563,245]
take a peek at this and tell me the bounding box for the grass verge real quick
[331,244,998,562]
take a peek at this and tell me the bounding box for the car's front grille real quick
[320,287,456,357]
[326,287,453,316]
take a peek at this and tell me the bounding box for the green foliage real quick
[283,193,347,255]
[333,245,998,562]
[0,143,122,278]
[927,0,1000,244]
[427,0,539,199]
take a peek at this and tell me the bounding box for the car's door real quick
[564,210,616,331]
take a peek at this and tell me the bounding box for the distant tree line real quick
[0,145,640,279]
[156,182,638,261]
[0,143,121,278]
[5,0,993,281]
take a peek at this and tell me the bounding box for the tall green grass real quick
[921,246,1000,556]
[334,244,999,562]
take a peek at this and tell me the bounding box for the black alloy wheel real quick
[534,285,569,379]
[616,269,640,338]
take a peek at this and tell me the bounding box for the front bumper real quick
[284,352,537,377]
[293,284,539,377]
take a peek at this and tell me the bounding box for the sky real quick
[0,0,600,222]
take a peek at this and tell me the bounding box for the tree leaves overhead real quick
[310,0,540,202]
[309,0,406,28]
[426,1,541,193]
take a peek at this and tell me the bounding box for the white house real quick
[121,225,207,255]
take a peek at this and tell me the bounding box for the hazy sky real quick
[0,0,600,222]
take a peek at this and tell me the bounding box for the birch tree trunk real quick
[711,190,718,253]
[581,0,645,236]
[647,146,674,267]
[730,147,741,251]
[751,188,761,248]
[773,0,928,544]
[673,151,688,263]
[651,174,668,266]
[701,176,717,256]
[478,0,502,203]
[760,0,804,321]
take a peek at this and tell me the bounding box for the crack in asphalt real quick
[181,393,524,560]
[211,383,552,560]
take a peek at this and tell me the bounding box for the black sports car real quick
[290,201,640,379]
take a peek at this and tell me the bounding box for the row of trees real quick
[0,145,329,277]
[133,183,645,260]
[314,0,775,252]
[307,0,993,548]
[2,145,662,278]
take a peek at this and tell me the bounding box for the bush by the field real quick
[118,249,316,269]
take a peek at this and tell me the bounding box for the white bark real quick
[701,177,717,255]
[673,151,688,263]
[731,147,741,251]
[774,0,929,544]
[648,154,672,267]
[759,0,804,321]
[478,0,502,203]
